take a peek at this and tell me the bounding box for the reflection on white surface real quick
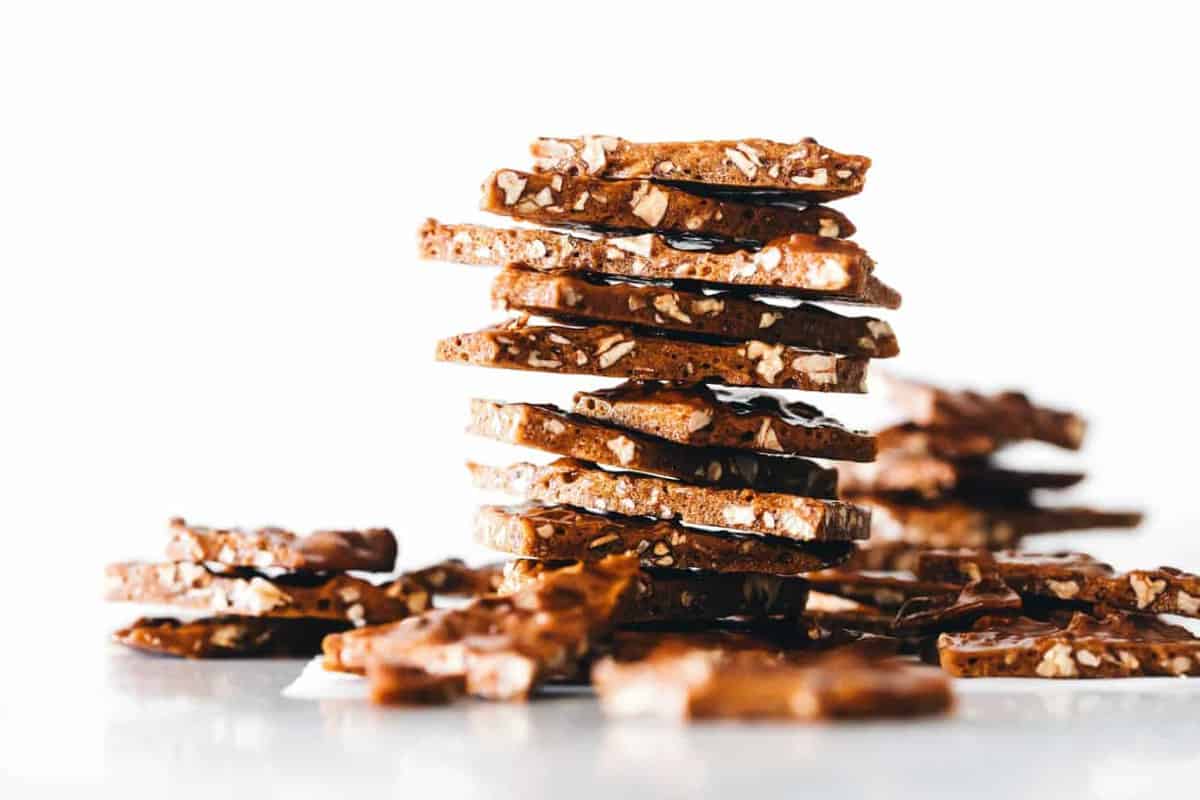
[3,641,1198,797]
[282,656,368,701]
[953,675,1200,695]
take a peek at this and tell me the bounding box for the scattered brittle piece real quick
[491,267,897,357]
[468,459,868,542]
[835,453,1084,499]
[103,562,425,626]
[474,504,853,575]
[916,550,1200,619]
[858,496,1142,549]
[113,616,350,659]
[325,556,638,702]
[499,559,810,624]
[573,382,875,461]
[592,643,952,720]
[530,135,870,200]
[466,399,839,496]
[879,375,1087,451]
[164,517,397,573]
[938,612,1200,678]
[437,322,869,392]
[418,219,898,306]
[481,169,855,243]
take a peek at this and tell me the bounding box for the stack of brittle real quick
[104,135,1198,721]
[801,379,1200,680]
[837,376,1142,569]
[387,134,953,718]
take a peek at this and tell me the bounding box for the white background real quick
[4,3,1200,797]
[3,0,1199,605]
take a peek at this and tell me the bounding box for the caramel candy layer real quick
[492,267,898,357]
[573,382,875,461]
[879,375,1087,451]
[593,645,952,720]
[531,135,870,200]
[467,400,839,496]
[938,612,1200,678]
[500,560,810,624]
[482,169,854,242]
[325,556,638,702]
[419,220,900,307]
[437,323,869,392]
[859,496,1143,549]
[113,616,349,659]
[104,562,425,626]
[475,505,853,575]
[891,579,1023,636]
[916,550,1200,619]
[468,459,868,542]
[164,517,397,573]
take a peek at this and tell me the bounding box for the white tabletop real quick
[4,634,1198,799]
